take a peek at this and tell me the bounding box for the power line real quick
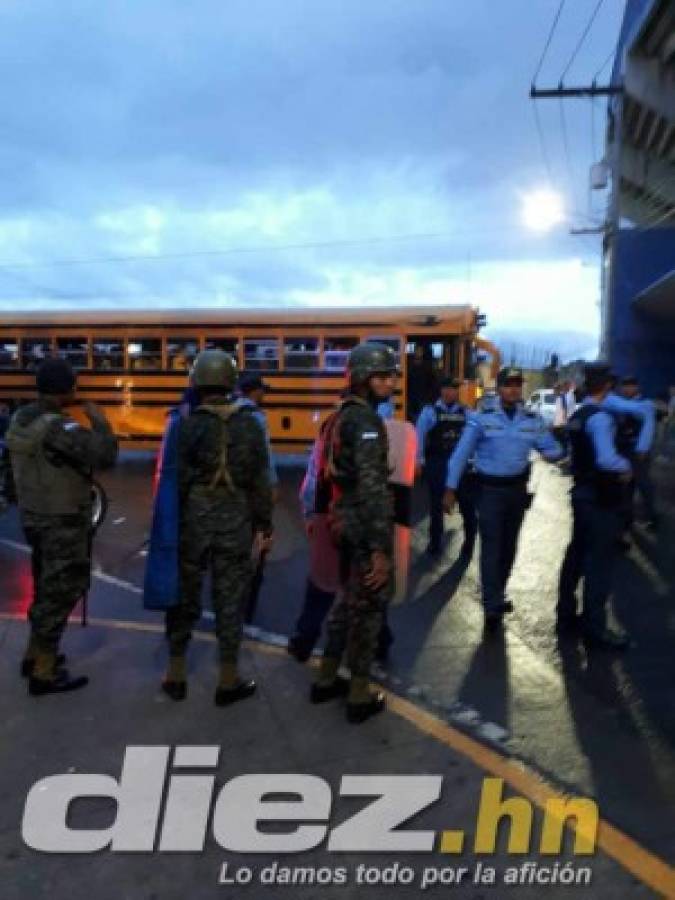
[593,46,617,82]
[559,98,576,198]
[560,0,605,83]
[531,101,554,183]
[0,230,504,272]
[532,0,567,84]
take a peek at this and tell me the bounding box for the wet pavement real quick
[0,451,674,897]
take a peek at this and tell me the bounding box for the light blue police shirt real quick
[602,393,655,455]
[446,401,563,490]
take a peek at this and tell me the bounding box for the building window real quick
[56,336,89,370]
[167,337,199,372]
[93,338,124,371]
[323,336,358,371]
[244,337,279,371]
[283,337,319,370]
[128,338,162,371]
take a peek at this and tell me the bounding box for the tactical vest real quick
[6,412,91,516]
[193,402,249,493]
[316,396,386,507]
[567,404,622,507]
[425,404,467,458]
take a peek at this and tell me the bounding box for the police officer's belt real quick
[476,468,530,487]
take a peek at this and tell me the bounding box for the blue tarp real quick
[143,410,181,610]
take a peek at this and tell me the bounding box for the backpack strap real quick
[195,402,244,491]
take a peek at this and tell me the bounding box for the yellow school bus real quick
[0,307,497,452]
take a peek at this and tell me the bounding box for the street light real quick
[521,189,565,232]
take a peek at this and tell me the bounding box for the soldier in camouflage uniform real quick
[163,349,274,705]
[311,342,396,724]
[6,359,118,696]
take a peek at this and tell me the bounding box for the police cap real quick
[440,376,462,389]
[619,374,639,386]
[347,342,398,386]
[238,372,269,393]
[496,366,524,386]
[583,362,614,392]
[582,362,613,381]
[36,358,76,395]
[191,349,237,390]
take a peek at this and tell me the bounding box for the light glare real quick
[522,189,565,232]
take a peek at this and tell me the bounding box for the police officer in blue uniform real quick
[416,377,477,559]
[557,364,633,649]
[615,375,658,530]
[443,367,563,629]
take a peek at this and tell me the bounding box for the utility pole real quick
[529,84,622,100]
[529,79,623,356]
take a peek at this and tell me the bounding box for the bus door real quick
[405,335,458,421]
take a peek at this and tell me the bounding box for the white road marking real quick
[0,536,510,748]
[1,539,143,595]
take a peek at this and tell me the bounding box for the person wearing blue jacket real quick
[557,364,634,649]
[236,372,279,493]
[443,367,564,630]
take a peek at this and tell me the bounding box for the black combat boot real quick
[310,676,350,703]
[346,692,386,724]
[162,656,187,701]
[214,680,257,706]
[29,669,89,696]
[21,653,66,678]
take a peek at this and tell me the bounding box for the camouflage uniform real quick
[6,400,118,654]
[167,396,273,661]
[322,395,394,678]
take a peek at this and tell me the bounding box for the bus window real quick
[21,338,52,370]
[167,337,199,371]
[205,337,238,358]
[283,337,319,370]
[244,337,279,371]
[93,338,124,371]
[366,336,401,363]
[0,340,19,369]
[128,338,162,371]
[56,336,89,370]
[323,336,358,371]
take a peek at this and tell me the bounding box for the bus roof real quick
[0,305,477,329]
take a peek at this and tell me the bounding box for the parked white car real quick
[526,389,557,426]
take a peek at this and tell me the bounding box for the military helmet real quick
[36,358,76,395]
[347,342,398,386]
[191,349,237,389]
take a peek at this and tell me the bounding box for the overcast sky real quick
[0,0,626,357]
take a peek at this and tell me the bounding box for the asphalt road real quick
[1,450,674,869]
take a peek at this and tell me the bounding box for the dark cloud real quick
[0,0,623,333]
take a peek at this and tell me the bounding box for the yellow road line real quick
[1,611,673,896]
